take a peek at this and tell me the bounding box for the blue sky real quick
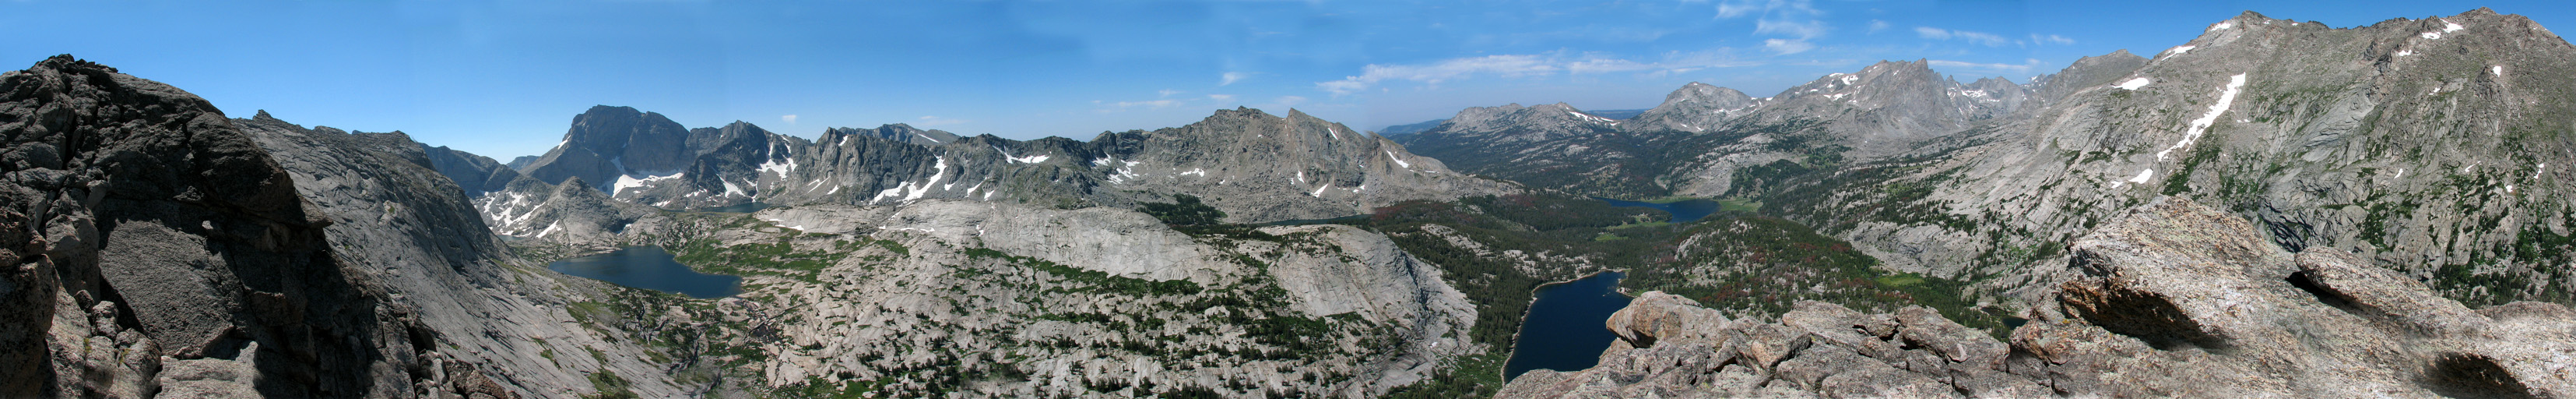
[5,1,2569,160]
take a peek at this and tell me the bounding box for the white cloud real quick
[1868,19,1891,34]
[1316,55,1559,95]
[781,115,798,124]
[1220,72,1250,86]
[2032,34,2075,45]
[1316,51,1759,94]
[1715,0,1828,40]
[1764,39,1815,55]
[1207,94,1235,101]
[1917,26,2020,47]
[915,115,969,126]
[1158,89,1183,97]
[1756,18,1829,40]
[1928,58,2048,74]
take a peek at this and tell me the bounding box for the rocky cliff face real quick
[1759,9,2576,309]
[1499,197,2576,398]
[0,55,510,397]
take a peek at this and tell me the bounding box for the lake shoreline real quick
[1499,269,1636,382]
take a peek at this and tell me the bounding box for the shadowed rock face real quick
[0,55,507,397]
[422,143,522,198]
[1495,196,2576,398]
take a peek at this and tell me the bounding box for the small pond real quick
[1503,271,1634,380]
[548,246,743,298]
[1594,197,1724,223]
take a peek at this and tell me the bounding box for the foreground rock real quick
[1498,197,2574,398]
[0,55,509,397]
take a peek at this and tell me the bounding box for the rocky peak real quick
[2026,49,2149,106]
[1661,82,1754,110]
[828,123,959,147]
[1614,82,1759,133]
[518,104,695,192]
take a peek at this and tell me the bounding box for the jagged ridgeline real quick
[476,103,1513,233]
[1400,9,2576,311]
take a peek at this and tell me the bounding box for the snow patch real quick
[757,148,799,177]
[2165,45,2196,56]
[2156,73,2248,161]
[1310,184,1330,197]
[612,172,684,196]
[2395,50,2413,57]
[2444,20,2465,33]
[2212,21,2234,30]
[2108,168,2155,189]
[1567,111,1615,123]
[2114,77,2152,90]
[1385,150,1413,169]
[2421,32,2442,40]
[1181,168,1206,176]
[905,157,949,200]
[2492,65,2503,76]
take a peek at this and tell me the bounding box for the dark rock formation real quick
[0,55,504,397]
[1496,197,2575,397]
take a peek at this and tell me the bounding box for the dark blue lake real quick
[1595,197,1724,223]
[548,246,743,298]
[1505,271,1633,380]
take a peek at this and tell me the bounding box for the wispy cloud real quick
[1158,89,1183,97]
[1763,39,1815,55]
[915,115,969,126]
[1868,19,1890,34]
[780,115,798,124]
[1207,94,1235,101]
[2031,34,2075,45]
[1928,58,2048,74]
[1220,72,1250,86]
[1316,51,1758,94]
[1317,55,1559,95]
[1915,26,2013,47]
[1713,0,1828,54]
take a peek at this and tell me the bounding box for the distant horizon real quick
[8,1,2571,160]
